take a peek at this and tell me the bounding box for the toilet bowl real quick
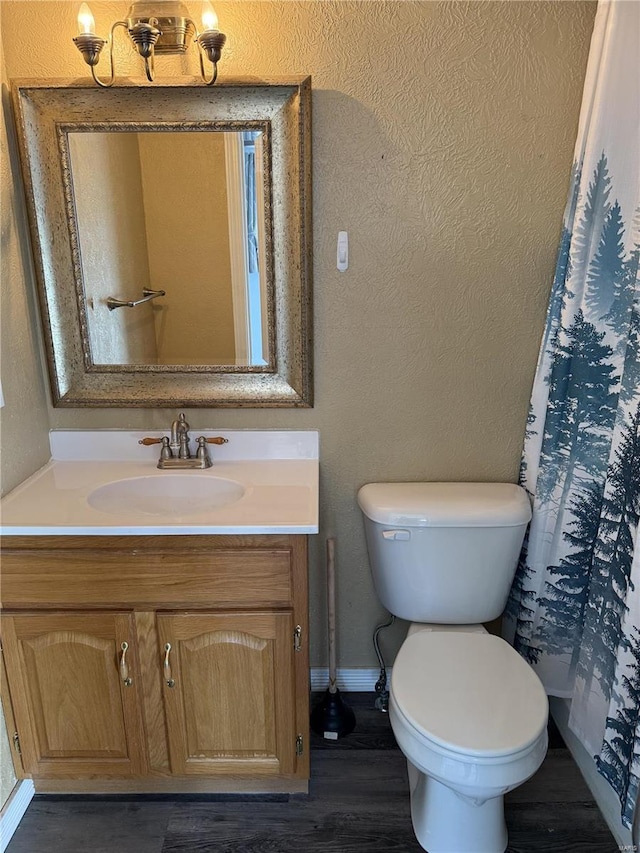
[357,482,548,853]
[390,628,548,853]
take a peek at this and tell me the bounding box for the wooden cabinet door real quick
[1,612,147,779]
[157,612,297,777]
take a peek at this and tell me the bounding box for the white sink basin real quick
[87,475,245,517]
[0,431,319,534]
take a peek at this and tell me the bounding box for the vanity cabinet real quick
[2,611,148,780]
[0,535,309,794]
[158,612,296,777]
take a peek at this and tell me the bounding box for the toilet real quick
[357,482,548,853]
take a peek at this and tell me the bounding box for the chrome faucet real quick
[139,413,228,469]
[170,413,189,457]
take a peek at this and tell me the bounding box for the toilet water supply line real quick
[373,614,395,712]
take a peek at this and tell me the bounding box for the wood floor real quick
[6,693,618,853]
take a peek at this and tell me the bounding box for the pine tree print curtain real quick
[504,0,640,832]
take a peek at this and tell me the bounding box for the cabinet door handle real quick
[163,642,175,688]
[120,642,133,687]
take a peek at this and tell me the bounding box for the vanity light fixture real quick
[73,0,226,88]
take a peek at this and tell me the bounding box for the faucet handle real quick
[140,435,173,461]
[203,437,228,445]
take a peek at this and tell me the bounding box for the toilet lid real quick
[392,632,548,758]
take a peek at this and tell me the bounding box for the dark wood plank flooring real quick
[6,694,618,852]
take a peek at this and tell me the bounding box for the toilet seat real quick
[391,631,548,760]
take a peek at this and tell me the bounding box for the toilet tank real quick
[357,482,532,624]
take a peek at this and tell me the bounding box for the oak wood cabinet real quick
[0,535,309,794]
[158,611,296,777]
[2,611,148,780]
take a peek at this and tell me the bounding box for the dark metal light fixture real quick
[73,1,226,87]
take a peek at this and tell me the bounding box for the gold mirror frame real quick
[12,77,312,407]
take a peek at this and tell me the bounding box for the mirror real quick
[12,78,312,407]
[68,128,271,369]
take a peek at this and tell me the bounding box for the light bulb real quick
[77,2,95,34]
[201,1,218,32]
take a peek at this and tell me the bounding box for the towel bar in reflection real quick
[106,288,166,311]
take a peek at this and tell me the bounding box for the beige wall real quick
[0,32,50,491]
[0,35,50,810]
[0,702,16,810]
[1,2,597,677]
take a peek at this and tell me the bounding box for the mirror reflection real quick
[67,129,270,368]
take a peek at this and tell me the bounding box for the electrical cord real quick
[373,614,395,711]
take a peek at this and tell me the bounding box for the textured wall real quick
[1,1,597,670]
[0,702,16,810]
[0,38,49,811]
[0,35,50,496]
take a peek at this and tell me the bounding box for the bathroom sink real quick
[0,430,318,534]
[87,475,245,517]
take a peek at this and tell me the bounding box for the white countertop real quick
[0,430,319,536]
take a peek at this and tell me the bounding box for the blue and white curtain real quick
[505,0,640,832]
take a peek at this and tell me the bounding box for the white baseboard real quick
[310,667,388,692]
[549,697,632,849]
[0,780,34,853]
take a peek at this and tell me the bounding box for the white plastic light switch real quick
[337,231,348,271]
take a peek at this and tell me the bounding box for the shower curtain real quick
[504,0,640,832]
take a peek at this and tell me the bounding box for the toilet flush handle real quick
[382,529,411,541]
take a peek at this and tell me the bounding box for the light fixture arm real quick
[195,29,226,86]
[144,54,155,83]
[198,54,219,87]
[74,20,128,88]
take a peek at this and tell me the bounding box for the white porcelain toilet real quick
[357,482,549,853]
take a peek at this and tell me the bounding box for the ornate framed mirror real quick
[12,77,312,406]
